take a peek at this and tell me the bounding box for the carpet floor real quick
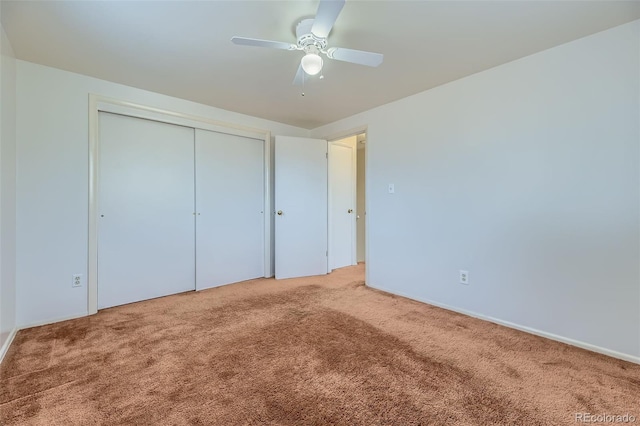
[1,264,638,425]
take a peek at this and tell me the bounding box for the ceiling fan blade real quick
[311,0,345,38]
[292,64,305,86]
[326,47,383,67]
[231,36,297,51]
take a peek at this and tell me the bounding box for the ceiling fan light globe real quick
[301,53,323,75]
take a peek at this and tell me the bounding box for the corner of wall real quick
[0,14,19,361]
[0,327,17,364]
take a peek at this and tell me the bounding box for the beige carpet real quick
[1,264,638,425]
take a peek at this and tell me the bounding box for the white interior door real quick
[329,139,356,270]
[195,129,265,290]
[275,136,328,279]
[98,112,195,309]
[356,146,366,263]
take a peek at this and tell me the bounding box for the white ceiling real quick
[2,1,639,129]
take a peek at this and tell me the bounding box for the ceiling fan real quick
[231,0,383,85]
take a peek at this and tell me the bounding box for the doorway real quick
[356,133,366,264]
[272,131,367,281]
[328,132,366,272]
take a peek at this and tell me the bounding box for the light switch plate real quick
[388,184,395,194]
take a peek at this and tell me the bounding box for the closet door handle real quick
[348,209,353,213]
[277,210,283,216]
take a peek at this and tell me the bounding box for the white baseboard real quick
[368,284,640,365]
[0,328,18,364]
[0,313,90,364]
[19,312,88,330]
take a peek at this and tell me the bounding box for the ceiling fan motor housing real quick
[296,18,327,52]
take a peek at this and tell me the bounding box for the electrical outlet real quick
[72,274,83,288]
[459,270,469,285]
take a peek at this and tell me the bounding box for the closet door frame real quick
[88,94,272,315]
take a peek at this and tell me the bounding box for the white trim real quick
[364,129,369,286]
[88,95,99,314]
[326,142,331,274]
[263,132,273,277]
[88,94,273,315]
[321,125,368,146]
[1,312,93,364]
[19,313,89,330]
[326,143,331,273]
[368,283,640,365]
[94,96,266,140]
[0,328,18,364]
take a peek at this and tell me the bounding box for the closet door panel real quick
[98,112,195,309]
[195,129,265,290]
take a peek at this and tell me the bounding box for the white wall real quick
[312,21,640,361]
[0,16,17,356]
[16,61,309,327]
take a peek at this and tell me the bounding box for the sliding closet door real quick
[98,112,195,309]
[195,129,264,290]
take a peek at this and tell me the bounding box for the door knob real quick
[277,210,283,216]
[348,209,353,213]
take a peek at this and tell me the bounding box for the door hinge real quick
[326,251,328,257]
[326,152,328,159]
